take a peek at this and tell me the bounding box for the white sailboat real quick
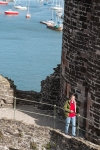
[46,9,63,31]
[26,0,31,18]
[47,17,63,31]
[14,0,27,10]
[14,5,27,10]
[51,0,62,10]
[46,9,55,25]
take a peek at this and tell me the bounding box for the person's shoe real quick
[66,133,72,136]
[65,133,69,135]
[72,134,76,137]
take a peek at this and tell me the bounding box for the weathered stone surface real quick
[0,118,99,150]
[0,75,16,108]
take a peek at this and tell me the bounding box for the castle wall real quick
[61,0,100,138]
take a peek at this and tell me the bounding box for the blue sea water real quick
[0,0,62,92]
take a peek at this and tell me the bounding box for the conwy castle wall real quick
[0,0,100,143]
[61,0,100,140]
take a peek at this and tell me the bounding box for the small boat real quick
[51,6,62,10]
[26,12,31,18]
[14,0,27,10]
[47,23,63,31]
[26,0,31,18]
[50,0,63,10]
[14,5,27,10]
[0,1,8,4]
[40,20,55,26]
[46,19,55,25]
[4,9,19,15]
[46,10,55,25]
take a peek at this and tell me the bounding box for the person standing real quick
[64,94,76,136]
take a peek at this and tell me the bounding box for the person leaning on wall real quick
[63,94,77,136]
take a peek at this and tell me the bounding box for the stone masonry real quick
[61,0,100,142]
[40,64,61,107]
[0,75,16,108]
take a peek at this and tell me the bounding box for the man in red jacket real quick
[64,94,76,136]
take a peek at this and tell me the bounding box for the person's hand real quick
[70,110,74,113]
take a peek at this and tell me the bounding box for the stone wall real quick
[0,75,16,108]
[61,0,100,140]
[0,118,99,150]
[40,64,61,108]
[15,90,41,105]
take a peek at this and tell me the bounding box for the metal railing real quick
[0,94,100,141]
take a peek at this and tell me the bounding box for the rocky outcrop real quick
[0,75,16,108]
[0,118,99,150]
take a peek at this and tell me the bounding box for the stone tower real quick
[61,0,100,141]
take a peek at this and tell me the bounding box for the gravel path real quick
[0,105,65,132]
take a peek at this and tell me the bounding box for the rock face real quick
[0,75,16,108]
[61,0,100,143]
[0,118,99,150]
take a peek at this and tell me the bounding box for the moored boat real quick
[46,19,55,25]
[0,1,8,4]
[14,5,27,10]
[26,12,31,18]
[47,24,63,31]
[26,0,31,18]
[4,9,19,15]
[51,6,62,10]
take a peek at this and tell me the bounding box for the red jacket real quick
[68,100,76,117]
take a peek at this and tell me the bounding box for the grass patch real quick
[30,141,37,150]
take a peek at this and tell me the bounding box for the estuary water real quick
[0,0,62,92]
